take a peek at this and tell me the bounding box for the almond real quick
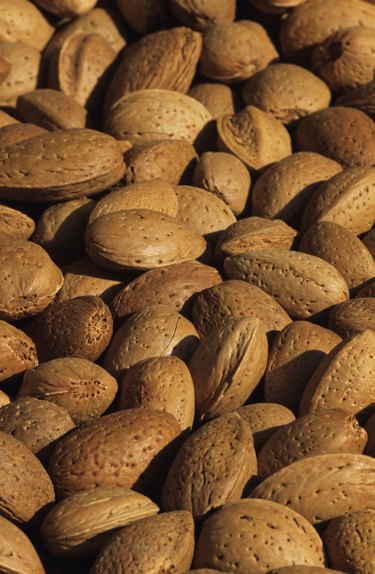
[115,0,170,34]
[357,279,375,298]
[335,79,375,120]
[0,204,35,241]
[169,0,236,30]
[0,42,41,107]
[363,227,375,258]
[17,89,90,130]
[236,402,295,451]
[0,320,38,385]
[0,516,45,574]
[188,82,237,118]
[0,122,46,148]
[34,0,96,18]
[328,298,375,338]
[0,0,53,51]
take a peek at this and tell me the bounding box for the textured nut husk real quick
[363,228,375,258]
[189,318,268,419]
[0,204,34,241]
[0,241,63,321]
[329,298,375,339]
[0,42,41,107]
[104,89,212,148]
[0,128,125,202]
[41,486,159,559]
[20,357,118,424]
[257,410,368,479]
[242,64,331,124]
[169,0,235,31]
[85,209,206,272]
[335,80,375,120]
[194,499,325,572]
[0,431,55,524]
[49,409,181,499]
[224,249,349,319]
[236,403,295,451]
[251,152,342,225]
[119,356,194,432]
[301,167,375,235]
[104,304,199,379]
[0,0,53,51]
[217,106,292,171]
[299,221,375,292]
[265,321,342,412]
[192,279,292,339]
[294,107,375,168]
[0,56,10,84]
[0,515,45,574]
[200,21,278,83]
[365,413,375,456]
[0,109,18,127]
[89,510,194,574]
[0,320,38,384]
[192,152,250,216]
[250,453,375,524]
[115,0,170,34]
[300,330,375,416]
[279,0,375,62]
[34,0,96,17]
[26,296,113,363]
[0,122,47,148]
[188,82,237,118]
[0,389,9,406]
[268,568,345,574]
[17,89,89,131]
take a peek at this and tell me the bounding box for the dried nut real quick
[17,89,90,130]
[119,356,195,432]
[189,318,268,419]
[41,486,159,559]
[251,152,342,225]
[0,56,10,84]
[90,511,194,574]
[0,128,125,202]
[294,107,375,167]
[217,106,292,171]
[0,390,9,406]
[0,123,47,148]
[103,304,199,379]
[192,152,251,215]
[20,357,118,425]
[0,42,41,107]
[115,0,170,34]
[0,431,55,524]
[0,0,53,51]
[34,0,96,17]
[0,515,46,574]
[48,409,181,499]
[85,209,206,272]
[26,296,113,363]
[335,79,375,120]
[169,0,236,30]
[250,453,375,524]
[300,330,375,416]
[162,412,257,518]
[0,241,63,321]
[0,109,18,127]
[236,403,295,451]
[0,320,38,385]
[267,569,345,574]
[265,321,342,412]
[188,83,237,118]
[363,228,375,258]
[224,249,349,319]
[329,298,375,338]
[357,279,375,298]
[195,499,325,571]
[200,21,278,83]
[0,204,35,241]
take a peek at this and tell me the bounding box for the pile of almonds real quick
[0,0,375,572]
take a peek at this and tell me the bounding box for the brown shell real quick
[267,568,345,574]
[0,109,18,127]
[0,515,45,574]
[236,403,295,451]
[357,279,375,298]
[363,228,375,258]
[329,298,375,339]
[0,320,38,384]
[188,82,237,118]
[115,0,170,35]
[34,0,96,18]
[0,0,53,51]
[169,0,236,31]
[0,123,47,148]
[335,80,375,120]
[365,413,375,457]
[0,42,41,107]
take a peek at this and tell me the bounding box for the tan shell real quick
[48,409,181,499]
[0,515,45,574]
[265,321,342,412]
[188,82,237,118]
[0,123,47,148]
[250,453,375,524]
[224,249,349,319]
[116,0,170,35]
[189,318,268,419]
[294,107,375,168]
[0,390,9,406]
[0,320,38,385]
[251,152,342,225]
[268,568,345,574]
[20,357,118,425]
[329,298,375,339]
[17,89,89,131]
[85,209,206,272]
[335,79,375,120]
[104,304,199,379]
[300,330,375,416]
[162,412,257,518]
[90,510,194,574]
[236,403,295,451]
[194,499,325,571]
[169,0,235,31]
[0,56,11,84]
[0,0,53,51]
[0,109,18,127]
[0,42,41,107]
[217,105,292,171]
[41,486,159,559]
[34,0,96,17]
[0,204,35,241]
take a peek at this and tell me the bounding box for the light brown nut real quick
[115,0,170,34]
[0,431,55,524]
[200,21,278,83]
[250,453,375,524]
[169,0,235,30]
[89,510,194,574]
[236,403,295,451]
[34,0,96,17]
[192,279,292,339]
[86,209,206,272]
[188,83,237,119]
[0,128,125,203]
[363,228,375,258]
[294,107,375,167]
[0,515,46,574]
[41,486,159,559]
[0,123,47,148]
[0,320,38,386]
[119,356,194,432]
[103,304,199,379]
[251,152,342,226]
[265,321,342,412]
[0,42,41,107]
[335,80,375,120]
[224,249,349,319]
[194,499,325,572]
[0,109,18,127]
[0,0,53,51]
[0,55,10,84]
[111,261,221,322]
[217,105,292,171]
[329,298,375,338]
[300,330,375,416]
[49,409,181,499]
[242,64,331,124]
[268,568,346,574]
[301,167,375,235]
[0,204,35,241]
[0,390,9,406]
[162,412,257,518]
[365,413,375,456]
[189,318,268,419]
[26,296,113,363]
